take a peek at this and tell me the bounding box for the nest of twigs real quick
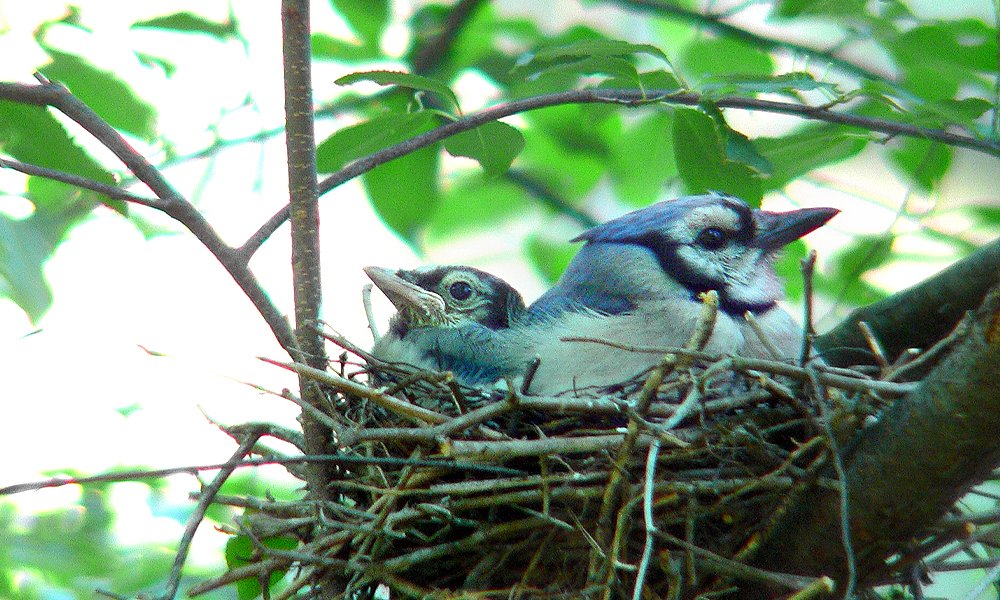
[193,308,956,600]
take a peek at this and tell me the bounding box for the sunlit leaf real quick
[673,108,763,204]
[312,33,381,62]
[132,12,236,38]
[427,176,532,242]
[443,121,525,177]
[610,111,676,205]
[525,234,579,284]
[40,49,157,141]
[699,72,839,98]
[364,143,440,244]
[679,37,773,83]
[336,70,460,114]
[331,0,390,47]
[226,535,298,600]
[756,124,867,190]
[530,39,669,63]
[316,111,435,173]
[888,138,952,193]
[0,215,56,322]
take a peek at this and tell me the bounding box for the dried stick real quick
[157,427,264,600]
[631,439,662,600]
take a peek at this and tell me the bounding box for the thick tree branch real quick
[816,235,1000,369]
[747,285,1000,595]
[281,0,335,506]
[0,79,296,350]
[245,87,1000,253]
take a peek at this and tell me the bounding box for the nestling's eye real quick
[695,227,727,250]
[448,280,474,301]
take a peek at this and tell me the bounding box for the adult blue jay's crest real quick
[365,265,527,387]
[523,193,838,395]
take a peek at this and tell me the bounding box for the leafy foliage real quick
[1,1,999,597]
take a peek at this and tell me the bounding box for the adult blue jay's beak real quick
[364,266,446,327]
[753,207,840,250]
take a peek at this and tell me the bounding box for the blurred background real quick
[0,0,997,597]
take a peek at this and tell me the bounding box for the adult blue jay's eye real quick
[696,227,727,249]
[449,281,474,301]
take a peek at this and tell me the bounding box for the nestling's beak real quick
[752,207,839,250]
[364,266,446,325]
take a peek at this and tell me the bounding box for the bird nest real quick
[190,305,950,600]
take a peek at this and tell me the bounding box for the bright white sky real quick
[0,0,997,594]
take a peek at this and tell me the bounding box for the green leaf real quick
[0,215,57,322]
[40,49,157,142]
[336,70,460,114]
[699,72,839,99]
[513,37,669,86]
[913,97,993,130]
[363,143,440,244]
[756,124,867,190]
[316,111,435,173]
[672,108,762,205]
[888,138,952,193]
[773,0,867,18]
[330,0,390,47]
[226,534,298,600]
[610,111,676,205]
[703,106,772,176]
[427,176,532,242]
[774,240,809,303]
[131,12,236,38]
[0,99,119,217]
[884,22,996,101]
[311,33,381,62]
[679,37,773,84]
[525,234,579,284]
[443,121,525,177]
[530,38,669,63]
[824,233,895,306]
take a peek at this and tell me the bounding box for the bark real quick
[815,236,1000,370]
[747,285,1000,596]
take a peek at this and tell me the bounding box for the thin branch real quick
[156,428,264,600]
[611,0,899,87]
[244,87,1000,253]
[0,157,161,208]
[0,80,296,350]
[409,0,486,73]
[0,454,524,496]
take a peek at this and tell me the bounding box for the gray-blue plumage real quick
[366,265,529,387]
[521,193,838,394]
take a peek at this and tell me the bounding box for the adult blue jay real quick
[521,193,838,395]
[364,265,528,387]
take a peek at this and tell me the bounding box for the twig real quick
[243,86,1000,246]
[800,250,818,365]
[156,427,264,600]
[0,79,296,349]
[656,530,819,590]
[959,559,1000,600]
[0,157,160,207]
[885,312,973,381]
[0,454,523,496]
[632,439,662,600]
[808,365,857,600]
[857,321,889,373]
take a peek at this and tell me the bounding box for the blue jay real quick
[521,193,838,395]
[364,265,528,387]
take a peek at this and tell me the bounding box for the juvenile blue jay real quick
[364,265,528,386]
[521,193,838,395]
